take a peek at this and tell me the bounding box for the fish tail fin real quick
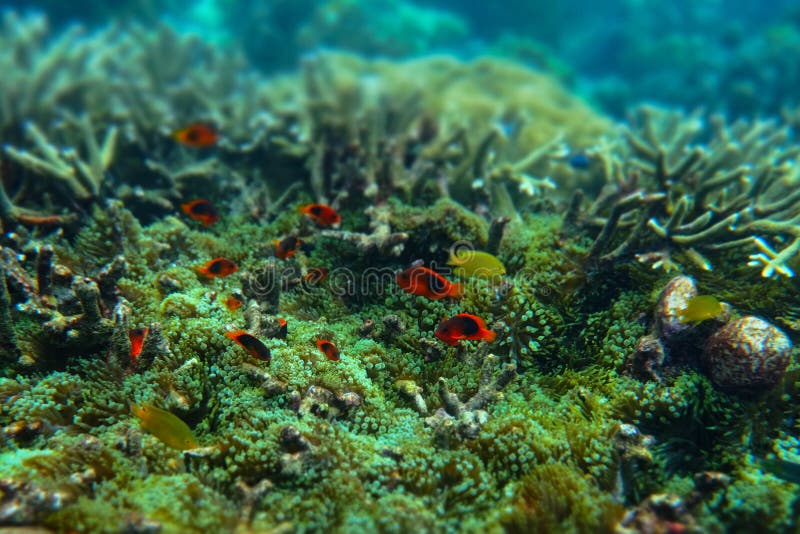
[483,329,497,343]
[449,283,464,299]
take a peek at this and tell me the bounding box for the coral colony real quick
[0,8,799,534]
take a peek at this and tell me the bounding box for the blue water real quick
[6,0,800,118]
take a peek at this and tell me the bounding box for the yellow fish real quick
[678,295,723,325]
[131,402,198,450]
[447,249,506,278]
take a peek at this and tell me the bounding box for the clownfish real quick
[435,314,496,347]
[316,339,340,361]
[304,267,329,284]
[274,236,302,260]
[181,199,219,226]
[129,327,149,360]
[224,294,243,311]
[299,203,341,226]
[396,263,462,299]
[226,331,271,362]
[172,123,219,148]
[196,258,239,278]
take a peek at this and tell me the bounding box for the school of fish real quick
[131,124,507,449]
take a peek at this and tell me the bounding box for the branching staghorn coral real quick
[575,106,800,277]
[437,127,562,220]
[296,52,609,212]
[0,12,290,222]
[0,12,109,138]
[4,115,117,200]
[1,13,611,229]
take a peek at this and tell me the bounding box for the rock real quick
[702,316,791,391]
[653,275,697,342]
[628,334,667,381]
[693,471,731,494]
[617,492,697,534]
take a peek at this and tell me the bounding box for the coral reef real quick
[702,316,791,391]
[572,106,800,278]
[0,9,798,534]
[627,275,793,393]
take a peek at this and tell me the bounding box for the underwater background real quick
[1,0,799,532]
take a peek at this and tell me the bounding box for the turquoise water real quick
[8,0,800,117]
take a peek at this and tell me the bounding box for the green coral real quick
[1,10,798,534]
[497,463,623,533]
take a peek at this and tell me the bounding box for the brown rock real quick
[702,316,791,391]
[654,275,697,342]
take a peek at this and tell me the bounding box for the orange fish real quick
[196,258,239,278]
[299,203,341,226]
[181,199,219,226]
[316,339,340,361]
[396,263,462,299]
[225,295,243,311]
[129,327,149,360]
[274,236,302,260]
[304,267,329,284]
[172,123,219,148]
[226,331,271,362]
[275,318,288,339]
[435,314,497,347]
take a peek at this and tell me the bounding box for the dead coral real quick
[1,240,122,366]
[0,268,20,362]
[0,477,74,526]
[289,385,363,421]
[321,204,409,256]
[277,425,314,479]
[425,355,516,447]
[617,493,700,534]
[395,379,428,415]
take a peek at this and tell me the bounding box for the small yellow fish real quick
[679,295,723,325]
[131,402,198,450]
[447,249,506,278]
